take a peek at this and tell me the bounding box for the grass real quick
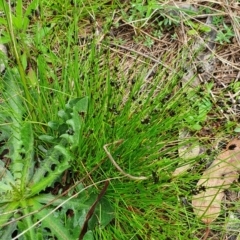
[0,0,240,239]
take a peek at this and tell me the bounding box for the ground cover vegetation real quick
[0,0,240,239]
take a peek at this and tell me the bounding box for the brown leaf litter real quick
[192,139,240,224]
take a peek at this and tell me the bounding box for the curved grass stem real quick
[103,140,149,181]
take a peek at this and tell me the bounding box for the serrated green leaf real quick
[66,115,81,148]
[28,199,73,240]
[32,193,89,210]
[2,70,30,189]
[20,123,35,190]
[2,69,24,120]
[0,162,14,195]
[19,199,36,239]
[29,144,71,196]
[31,134,69,187]
[0,201,20,227]
[0,222,17,240]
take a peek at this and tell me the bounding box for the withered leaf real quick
[173,129,201,176]
[192,139,240,224]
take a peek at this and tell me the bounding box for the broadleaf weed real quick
[0,68,106,238]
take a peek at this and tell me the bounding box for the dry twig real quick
[103,140,149,180]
